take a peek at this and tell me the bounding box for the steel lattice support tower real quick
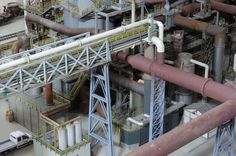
[213,118,235,156]
[88,64,114,156]
[149,78,166,141]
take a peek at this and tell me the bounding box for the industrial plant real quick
[0,0,236,156]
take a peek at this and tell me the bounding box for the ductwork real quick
[114,52,236,102]
[110,72,144,95]
[25,13,97,36]
[180,1,236,16]
[173,15,227,82]
[211,1,236,15]
[113,52,236,155]
[127,99,236,156]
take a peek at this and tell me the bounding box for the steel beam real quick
[213,118,235,156]
[88,64,114,156]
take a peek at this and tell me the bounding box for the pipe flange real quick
[149,60,156,77]
[201,78,212,97]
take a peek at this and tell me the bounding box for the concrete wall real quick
[9,94,45,133]
[34,140,91,156]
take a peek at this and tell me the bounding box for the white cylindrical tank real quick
[66,124,75,147]
[74,120,82,144]
[58,127,67,150]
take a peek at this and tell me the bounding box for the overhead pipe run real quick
[113,52,236,155]
[0,18,163,72]
[114,52,236,103]
[173,15,227,82]
[25,13,97,36]
[110,72,144,95]
[128,100,236,156]
[180,1,236,16]
[211,1,236,15]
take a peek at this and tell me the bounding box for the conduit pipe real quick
[173,15,227,82]
[128,99,236,156]
[131,0,136,23]
[110,72,144,95]
[114,53,236,103]
[0,19,163,72]
[151,36,165,64]
[190,59,209,78]
[25,13,97,36]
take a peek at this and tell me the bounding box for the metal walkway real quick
[0,22,151,93]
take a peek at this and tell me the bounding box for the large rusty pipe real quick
[25,13,97,36]
[180,1,236,16]
[211,1,236,15]
[45,83,54,105]
[110,72,144,95]
[180,3,201,16]
[127,99,236,156]
[114,53,236,102]
[173,15,227,82]
[11,37,24,54]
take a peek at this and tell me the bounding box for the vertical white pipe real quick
[66,124,75,147]
[153,21,164,41]
[23,0,29,34]
[234,54,236,72]
[151,36,165,53]
[131,0,136,23]
[190,59,209,79]
[58,127,67,150]
[74,120,82,144]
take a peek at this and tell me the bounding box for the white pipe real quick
[233,54,236,72]
[0,19,164,71]
[165,59,174,65]
[23,0,29,34]
[131,0,136,23]
[151,36,165,53]
[152,20,164,41]
[190,59,209,79]
[127,117,144,126]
